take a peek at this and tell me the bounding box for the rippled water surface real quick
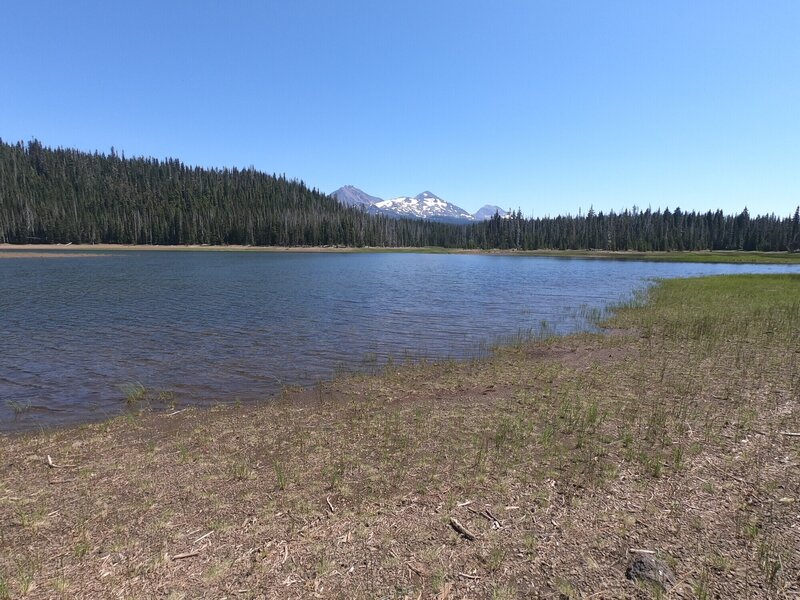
[2,250,798,430]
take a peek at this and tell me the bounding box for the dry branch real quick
[193,531,214,544]
[467,506,501,529]
[449,516,476,541]
[45,455,75,468]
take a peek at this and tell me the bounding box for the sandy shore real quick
[0,243,450,253]
[2,244,800,264]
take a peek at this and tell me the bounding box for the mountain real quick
[331,185,383,208]
[331,186,479,223]
[331,186,512,223]
[473,205,510,221]
[374,191,475,223]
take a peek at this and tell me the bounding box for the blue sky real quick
[2,1,798,217]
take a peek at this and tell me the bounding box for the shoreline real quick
[2,243,800,263]
[1,274,798,597]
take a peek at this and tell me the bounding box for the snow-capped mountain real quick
[331,186,507,223]
[473,205,510,221]
[374,191,475,223]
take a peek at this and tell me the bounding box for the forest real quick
[1,139,798,251]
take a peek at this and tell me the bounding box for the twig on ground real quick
[484,508,501,528]
[171,551,199,560]
[46,455,75,468]
[467,506,501,528]
[326,496,335,513]
[193,531,214,544]
[449,516,476,540]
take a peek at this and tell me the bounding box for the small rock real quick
[626,553,676,591]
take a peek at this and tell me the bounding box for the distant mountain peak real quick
[331,185,383,208]
[333,185,487,223]
[473,204,510,221]
[373,192,473,222]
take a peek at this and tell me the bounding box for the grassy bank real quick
[508,249,800,264]
[1,275,798,598]
[2,243,800,264]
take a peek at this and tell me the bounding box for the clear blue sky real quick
[2,1,798,217]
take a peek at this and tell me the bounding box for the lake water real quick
[2,250,799,431]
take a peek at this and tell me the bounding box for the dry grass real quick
[1,274,798,598]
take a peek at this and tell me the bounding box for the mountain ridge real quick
[331,185,509,222]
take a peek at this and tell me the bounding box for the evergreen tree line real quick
[1,139,798,251]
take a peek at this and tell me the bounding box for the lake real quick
[2,250,799,431]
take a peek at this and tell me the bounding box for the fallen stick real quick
[458,572,480,580]
[326,496,335,513]
[193,531,214,544]
[46,455,75,469]
[484,508,501,527]
[467,507,501,528]
[628,548,656,554]
[172,551,199,560]
[779,432,800,437]
[449,517,476,541]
